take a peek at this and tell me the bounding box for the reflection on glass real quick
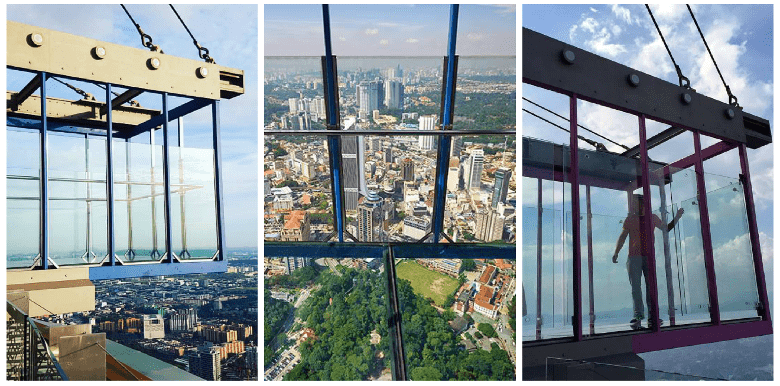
[454,56,516,132]
[264,57,325,130]
[169,147,218,259]
[397,258,516,380]
[446,135,516,244]
[7,129,40,268]
[706,178,759,320]
[264,135,333,242]
[264,257,389,381]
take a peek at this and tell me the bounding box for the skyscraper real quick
[169,308,198,332]
[358,80,383,114]
[402,158,415,181]
[188,344,222,381]
[384,147,393,164]
[476,209,505,242]
[447,157,460,192]
[143,314,165,339]
[357,191,383,242]
[418,115,437,150]
[492,167,512,208]
[467,149,484,190]
[284,257,311,274]
[341,118,366,211]
[450,135,463,157]
[384,79,404,109]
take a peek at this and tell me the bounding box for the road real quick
[324,258,343,276]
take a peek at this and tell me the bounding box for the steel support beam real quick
[322,5,344,242]
[39,72,49,270]
[738,144,772,324]
[536,178,543,340]
[693,131,720,325]
[100,88,143,116]
[657,180,676,326]
[638,115,660,332]
[621,126,686,158]
[585,185,595,336]
[89,259,227,280]
[632,319,771,353]
[569,94,582,341]
[105,84,116,265]
[212,102,226,261]
[8,74,41,111]
[126,98,211,139]
[161,93,174,263]
[432,5,459,243]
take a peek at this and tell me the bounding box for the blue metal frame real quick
[432,5,459,243]
[39,72,49,270]
[126,98,212,139]
[212,101,226,260]
[89,259,227,280]
[105,84,116,265]
[161,93,174,263]
[322,5,345,242]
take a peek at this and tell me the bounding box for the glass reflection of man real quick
[612,194,683,330]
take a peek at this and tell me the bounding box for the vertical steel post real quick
[105,84,116,265]
[569,94,582,341]
[178,118,189,258]
[150,129,160,259]
[322,5,344,242]
[586,185,595,335]
[432,4,459,243]
[39,72,49,270]
[738,144,771,323]
[536,178,543,340]
[657,178,676,325]
[161,93,174,263]
[638,114,660,332]
[212,102,226,261]
[693,131,720,325]
[125,138,135,260]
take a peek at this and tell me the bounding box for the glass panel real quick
[445,135,516,244]
[397,258,516,380]
[264,257,389,381]
[453,56,516,132]
[7,129,40,268]
[264,57,325,130]
[170,146,218,259]
[521,136,571,341]
[705,174,759,320]
[263,135,333,242]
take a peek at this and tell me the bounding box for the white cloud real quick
[612,24,622,37]
[590,7,598,13]
[379,39,389,45]
[492,4,515,14]
[365,28,379,35]
[339,36,346,41]
[611,4,633,24]
[580,17,599,33]
[405,38,419,43]
[585,27,627,57]
[467,33,484,41]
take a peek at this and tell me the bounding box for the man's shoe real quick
[629,319,642,330]
[648,319,665,329]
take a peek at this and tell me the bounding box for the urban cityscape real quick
[32,250,259,381]
[263,57,517,380]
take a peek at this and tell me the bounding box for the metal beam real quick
[693,131,720,326]
[632,319,771,353]
[89,260,227,280]
[212,102,226,261]
[433,4,459,244]
[322,5,344,242]
[263,129,515,136]
[621,126,686,158]
[638,115,660,333]
[523,27,760,146]
[126,98,211,139]
[570,94,583,341]
[739,144,772,324]
[105,84,116,265]
[7,74,41,111]
[161,93,174,263]
[99,89,144,116]
[39,72,49,270]
[263,242,516,260]
[8,21,243,100]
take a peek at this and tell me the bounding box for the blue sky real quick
[264,4,515,56]
[522,5,773,317]
[7,4,258,249]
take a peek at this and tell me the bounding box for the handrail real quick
[6,299,69,380]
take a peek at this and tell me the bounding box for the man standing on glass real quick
[612,194,684,330]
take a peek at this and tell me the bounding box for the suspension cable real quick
[522,108,607,152]
[645,4,690,89]
[51,77,94,100]
[169,4,215,63]
[95,84,141,107]
[522,97,630,150]
[120,4,163,53]
[686,5,739,107]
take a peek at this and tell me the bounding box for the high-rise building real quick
[188,344,221,381]
[447,157,460,191]
[284,257,311,274]
[384,79,404,109]
[467,149,484,190]
[143,314,165,339]
[341,118,366,211]
[418,115,437,150]
[358,80,383,114]
[169,308,198,332]
[288,97,298,114]
[357,191,383,242]
[492,167,512,208]
[402,158,415,181]
[475,209,505,242]
[384,147,393,164]
[450,136,463,157]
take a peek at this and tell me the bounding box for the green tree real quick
[410,366,443,381]
[477,323,497,338]
[460,259,476,272]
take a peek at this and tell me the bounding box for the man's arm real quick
[612,228,629,263]
[657,208,685,232]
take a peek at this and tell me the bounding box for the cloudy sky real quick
[264,4,515,56]
[7,4,258,249]
[522,4,773,321]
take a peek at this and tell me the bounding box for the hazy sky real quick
[522,5,773,304]
[264,4,516,56]
[7,4,258,249]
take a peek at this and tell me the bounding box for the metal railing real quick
[545,357,725,381]
[7,300,68,381]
